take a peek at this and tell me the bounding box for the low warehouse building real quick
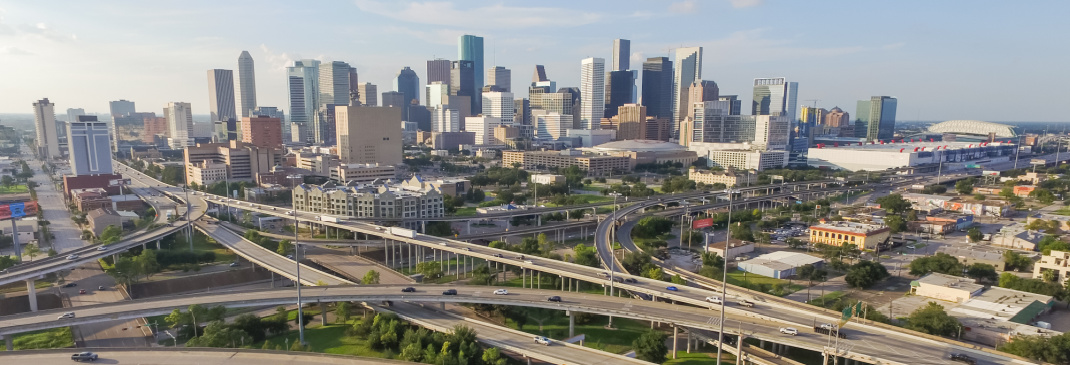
[737,251,823,279]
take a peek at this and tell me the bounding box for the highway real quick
[0,348,418,364]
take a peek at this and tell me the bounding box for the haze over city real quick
[1,0,1067,122]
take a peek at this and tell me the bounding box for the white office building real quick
[482,91,514,126]
[426,82,450,108]
[533,110,570,140]
[236,51,257,118]
[66,108,86,124]
[753,115,791,151]
[207,69,236,122]
[579,57,605,130]
[689,142,788,171]
[33,98,61,159]
[287,59,321,143]
[66,116,113,175]
[165,102,194,149]
[432,106,460,133]
[465,116,502,145]
[672,47,703,130]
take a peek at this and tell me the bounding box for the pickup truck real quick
[737,299,755,307]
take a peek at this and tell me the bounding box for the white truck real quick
[389,227,416,238]
[317,215,341,223]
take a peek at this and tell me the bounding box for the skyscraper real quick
[67,116,113,175]
[687,81,720,119]
[466,116,502,145]
[605,70,635,118]
[348,67,359,99]
[357,83,377,106]
[614,104,647,140]
[717,95,742,116]
[482,92,514,126]
[319,61,353,107]
[33,98,60,159]
[532,65,549,83]
[612,39,630,71]
[242,116,284,149]
[641,57,673,120]
[394,66,420,116]
[488,66,511,92]
[426,82,450,108]
[432,105,460,133]
[336,104,402,166]
[207,69,237,123]
[427,59,451,85]
[108,100,135,119]
[458,34,484,95]
[108,100,136,152]
[579,57,605,130]
[66,108,86,123]
[751,78,799,121]
[381,91,406,110]
[450,60,476,112]
[287,59,321,143]
[165,102,193,149]
[671,47,703,131]
[236,51,257,118]
[856,96,897,141]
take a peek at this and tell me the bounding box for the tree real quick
[1003,250,1034,272]
[1026,219,1051,232]
[0,175,13,188]
[905,302,961,337]
[416,262,443,279]
[621,252,653,274]
[632,329,668,363]
[362,270,381,285]
[572,244,599,267]
[965,263,998,282]
[730,222,755,242]
[955,179,974,195]
[844,260,889,289]
[973,194,986,201]
[481,347,507,365]
[22,243,40,261]
[643,266,665,281]
[276,240,293,256]
[785,238,805,249]
[100,225,122,245]
[670,274,686,285]
[874,194,912,214]
[967,227,983,243]
[633,216,673,239]
[884,215,907,234]
[135,249,161,278]
[999,332,1070,364]
[1038,235,1070,255]
[909,253,963,276]
[1030,188,1057,204]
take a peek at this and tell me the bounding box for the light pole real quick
[287,174,306,345]
[716,189,738,364]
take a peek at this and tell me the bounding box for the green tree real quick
[362,270,381,285]
[643,266,665,281]
[844,260,889,289]
[909,253,963,276]
[955,179,974,195]
[633,216,674,239]
[100,225,123,245]
[670,274,686,285]
[965,263,998,282]
[0,175,13,188]
[572,244,599,267]
[276,239,293,256]
[1003,250,1033,272]
[730,222,754,242]
[874,194,912,214]
[1030,188,1057,204]
[967,227,983,243]
[973,194,986,201]
[632,329,669,363]
[999,332,1070,364]
[481,347,507,365]
[785,238,805,249]
[416,262,443,279]
[136,249,161,278]
[905,302,961,337]
[884,215,907,234]
[22,243,40,261]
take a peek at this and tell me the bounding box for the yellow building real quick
[809,221,890,250]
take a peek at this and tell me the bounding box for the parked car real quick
[534,336,551,346]
[779,327,798,336]
[949,354,976,364]
[442,289,458,295]
[57,312,76,319]
[546,296,562,302]
[493,289,509,295]
[70,352,98,362]
[401,287,416,293]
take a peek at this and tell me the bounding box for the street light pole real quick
[716,189,736,365]
[288,174,306,345]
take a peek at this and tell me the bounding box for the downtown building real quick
[67,116,114,176]
[292,180,444,222]
[856,96,897,141]
[336,103,403,166]
[32,98,62,159]
[183,140,284,185]
[165,102,194,149]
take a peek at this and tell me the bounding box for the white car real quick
[96,246,107,251]
[818,323,835,330]
[57,312,75,319]
[65,254,79,260]
[493,289,509,295]
[705,296,723,304]
[534,336,551,346]
[779,327,798,336]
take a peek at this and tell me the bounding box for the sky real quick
[0,0,1067,122]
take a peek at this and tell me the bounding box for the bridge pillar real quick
[686,330,692,353]
[822,351,829,365]
[156,239,161,250]
[672,326,678,359]
[537,214,541,227]
[568,311,575,337]
[142,241,146,250]
[270,272,275,288]
[421,220,426,234]
[320,302,327,326]
[440,302,445,310]
[466,220,471,235]
[3,335,11,351]
[26,279,38,312]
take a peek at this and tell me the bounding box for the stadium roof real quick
[591,139,686,152]
[928,120,1017,138]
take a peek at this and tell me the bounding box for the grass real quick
[724,270,805,296]
[255,319,386,357]
[807,291,847,308]
[12,327,73,350]
[1052,207,1070,216]
[159,231,236,264]
[542,194,615,206]
[0,184,28,194]
[453,207,478,216]
[665,351,735,364]
[502,307,651,354]
[0,279,53,295]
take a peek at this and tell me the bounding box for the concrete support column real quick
[156,239,161,250]
[271,271,275,288]
[537,272,541,289]
[568,311,575,337]
[526,357,532,365]
[11,219,21,262]
[686,331,692,353]
[440,302,445,310]
[142,241,146,250]
[320,302,327,326]
[466,220,471,235]
[736,336,744,365]
[4,335,12,351]
[672,326,678,359]
[26,279,38,312]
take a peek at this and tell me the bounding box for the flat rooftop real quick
[815,141,1014,152]
[914,273,985,294]
[811,221,888,235]
[938,246,1004,262]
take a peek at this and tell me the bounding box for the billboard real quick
[982,170,1000,176]
[1030,159,1047,165]
[0,201,38,220]
[692,218,714,229]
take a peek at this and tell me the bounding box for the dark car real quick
[401,287,416,293]
[949,354,976,364]
[71,352,98,362]
[492,254,503,258]
[442,289,458,295]
[624,278,638,284]
[547,296,562,302]
[63,283,77,288]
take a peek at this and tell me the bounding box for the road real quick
[0,348,417,364]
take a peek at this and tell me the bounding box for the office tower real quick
[754,115,791,151]
[533,65,549,83]
[67,116,113,175]
[427,59,451,85]
[207,69,237,124]
[357,83,377,106]
[336,104,402,165]
[612,39,630,71]
[450,60,476,112]
[514,98,531,138]
[687,81,720,118]
[315,104,343,146]
[381,91,406,111]
[717,95,742,115]
[488,66,511,92]
[533,110,570,139]
[142,115,168,143]
[605,70,635,118]
[426,82,450,108]
[465,116,501,145]
[615,104,647,140]
[458,34,484,104]
[66,108,86,123]
[348,67,359,98]
[671,47,703,130]
[213,118,239,142]
[236,51,257,118]
[482,92,514,126]
[165,102,193,149]
[394,66,420,119]
[108,100,136,152]
[558,87,582,129]
[241,116,283,148]
[752,77,799,120]
[824,107,850,128]
[641,57,673,120]
[432,106,460,132]
[287,59,321,143]
[409,105,432,132]
[108,100,135,119]
[579,57,605,130]
[856,96,897,141]
[33,98,60,159]
[318,61,352,107]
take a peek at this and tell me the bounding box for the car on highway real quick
[534,336,552,346]
[462,247,471,251]
[285,255,294,260]
[97,286,105,290]
[546,296,562,302]
[624,278,638,283]
[229,262,239,267]
[666,286,678,291]
[442,289,458,295]
[96,246,107,251]
[66,254,79,260]
[705,296,723,304]
[737,299,755,307]
[491,254,503,258]
[949,353,976,364]
[401,287,416,293]
[493,289,509,295]
[70,351,98,362]
[57,311,76,319]
[78,289,86,294]
[63,283,77,288]
[818,323,835,330]
[779,327,798,336]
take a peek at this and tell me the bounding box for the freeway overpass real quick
[0,348,419,365]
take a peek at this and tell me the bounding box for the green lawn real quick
[1052,207,1070,216]
[543,194,615,206]
[807,291,847,308]
[0,279,53,295]
[453,207,478,216]
[159,231,236,264]
[501,307,651,354]
[255,320,386,357]
[0,184,28,194]
[11,327,73,350]
[665,351,735,365]
[724,270,804,296]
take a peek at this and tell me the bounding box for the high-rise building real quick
[687,81,719,119]
[236,51,257,118]
[671,47,703,131]
[458,35,484,103]
[514,98,532,139]
[856,96,897,141]
[612,39,630,72]
[605,70,635,118]
[207,69,236,125]
[450,60,476,112]
[427,59,451,85]
[348,67,359,100]
[108,100,136,152]
[67,116,113,175]
[357,83,377,106]
[488,66,511,92]
[108,100,135,119]
[641,57,673,120]
[426,82,450,108]
[465,116,502,145]
[532,65,549,83]
[481,92,514,126]
[336,104,402,166]
[381,91,406,111]
[614,104,647,140]
[751,77,799,121]
[533,110,571,140]
[33,98,60,159]
[432,106,460,133]
[579,57,605,130]
[318,61,352,107]
[796,106,825,150]
[142,115,168,143]
[165,102,194,149]
[717,95,742,115]
[824,107,850,128]
[394,66,420,119]
[241,116,283,148]
[66,108,86,123]
[287,59,321,143]
[754,115,791,151]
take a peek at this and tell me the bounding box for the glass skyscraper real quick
[856,96,897,141]
[458,35,484,112]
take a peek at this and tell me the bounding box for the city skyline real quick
[0,1,1067,122]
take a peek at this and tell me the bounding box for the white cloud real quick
[0,47,32,55]
[669,1,698,13]
[729,0,764,9]
[259,44,295,73]
[13,22,76,42]
[353,1,602,29]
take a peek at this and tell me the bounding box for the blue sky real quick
[0,0,1066,122]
